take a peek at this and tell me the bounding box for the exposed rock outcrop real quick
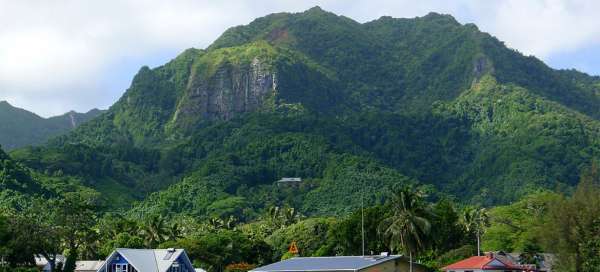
[173,57,276,128]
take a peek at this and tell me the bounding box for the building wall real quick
[359,259,428,272]
[361,260,396,272]
[445,270,520,272]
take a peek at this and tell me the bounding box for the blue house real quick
[97,248,195,272]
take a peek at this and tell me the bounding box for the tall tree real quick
[140,215,169,248]
[379,186,431,272]
[55,192,99,271]
[543,161,600,271]
[460,206,488,256]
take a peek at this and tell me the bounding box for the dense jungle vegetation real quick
[1,6,600,272]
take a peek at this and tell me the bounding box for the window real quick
[170,262,189,272]
[110,264,129,272]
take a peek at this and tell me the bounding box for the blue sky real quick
[546,45,600,73]
[1,0,599,117]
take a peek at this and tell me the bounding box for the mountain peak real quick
[306,6,324,12]
[303,6,331,16]
[421,12,460,25]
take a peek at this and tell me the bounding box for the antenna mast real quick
[361,173,365,256]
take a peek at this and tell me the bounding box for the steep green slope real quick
[10,7,600,215]
[0,101,104,150]
[0,145,52,210]
[434,76,600,203]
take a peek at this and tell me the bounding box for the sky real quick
[1,0,600,117]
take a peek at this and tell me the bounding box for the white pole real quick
[477,230,481,256]
[361,176,365,256]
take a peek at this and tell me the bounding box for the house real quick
[492,251,554,272]
[75,260,105,272]
[442,252,532,272]
[35,254,66,272]
[276,177,302,187]
[96,248,195,272]
[250,255,428,272]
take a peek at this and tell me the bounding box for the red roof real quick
[442,254,528,271]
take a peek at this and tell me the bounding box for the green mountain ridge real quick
[8,7,600,217]
[0,100,104,150]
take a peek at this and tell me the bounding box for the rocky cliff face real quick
[173,57,276,128]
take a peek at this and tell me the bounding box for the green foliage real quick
[378,185,432,256]
[0,147,43,194]
[429,199,466,252]
[266,218,335,260]
[540,163,600,271]
[482,191,558,252]
[322,205,390,256]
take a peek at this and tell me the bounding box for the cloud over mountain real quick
[1,0,599,117]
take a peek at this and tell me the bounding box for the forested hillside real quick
[7,7,600,216]
[2,6,600,272]
[0,101,103,150]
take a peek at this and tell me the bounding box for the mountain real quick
[0,101,104,150]
[10,7,600,217]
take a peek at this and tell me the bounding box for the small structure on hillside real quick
[35,255,66,272]
[250,255,428,272]
[96,248,194,272]
[276,177,302,187]
[75,260,104,272]
[442,252,533,272]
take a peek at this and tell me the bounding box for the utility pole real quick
[361,173,365,256]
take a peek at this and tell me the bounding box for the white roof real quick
[100,248,194,272]
[35,255,66,266]
[278,177,302,182]
[75,260,105,271]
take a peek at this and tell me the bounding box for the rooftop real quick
[442,254,526,271]
[277,177,302,182]
[251,255,400,272]
[99,248,193,272]
[75,260,105,271]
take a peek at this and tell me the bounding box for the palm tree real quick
[224,215,238,230]
[281,207,300,227]
[460,207,489,256]
[264,206,281,229]
[140,215,169,248]
[208,217,225,230]
[379,186,431,272]
[166,222,182,241]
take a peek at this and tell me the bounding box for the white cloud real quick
[0,0,599,117]
[468,0,600,58]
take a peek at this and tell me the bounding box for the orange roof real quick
[442,255,527,271]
